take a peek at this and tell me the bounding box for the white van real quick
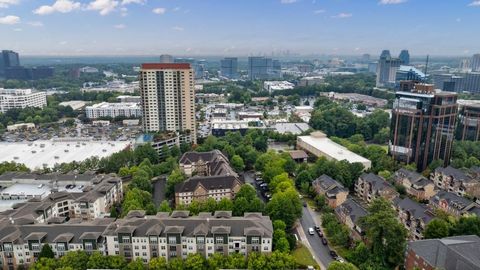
[308,228,315,235]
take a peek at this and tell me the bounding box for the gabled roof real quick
[175,175,240,193]
[408,235,480,269]
[393,197,434,224]
[335,198,368,225]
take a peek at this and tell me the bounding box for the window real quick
[168,236,177,245]
[215,237,224,244]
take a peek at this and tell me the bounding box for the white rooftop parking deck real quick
[0,140,131,170]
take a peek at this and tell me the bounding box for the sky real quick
[0,0,480,56]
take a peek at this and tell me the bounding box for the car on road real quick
[308,228,315,235]
[314,226,323,237]
[336,257,345,263]
[303,201,307,207]
[329,250,338,259]
[322,238,328,245]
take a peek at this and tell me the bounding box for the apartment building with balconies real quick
[394,168,436,201]
[175,151,242,206]
[334,198,368,240]
[312,175,349,208]
[431,166,480,199]
[428,190,478,217]
[354,173,399,204]
[0,211,272,268]
[393,197,435,240]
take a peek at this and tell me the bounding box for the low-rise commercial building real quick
[58,100,87,111]
[263,81,294,93]
[297,131,372,170]
[85,102,142,119]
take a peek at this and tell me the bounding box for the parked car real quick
[329,250,338,259]
[322,238,328,245]
[314,226,323,237]
[308,228,315,235]
[303,201,307,207]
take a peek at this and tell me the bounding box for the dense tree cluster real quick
[354,199,408,269]
[0,103,75,128]
[277,74,395,103]
[254,151,303,229]
[321,212,351,248]
[29,250,296,270]
[0,161,29,175]
[309,96,390,141]
[331,136,399,174]
[294,156,364,191]
[196,130,268,170]
[451,140,480,169]
[424,212,480,239]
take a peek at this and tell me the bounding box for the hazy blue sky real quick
[0,0,479,56]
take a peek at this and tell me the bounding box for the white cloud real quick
[173,6,180,12]
[121,0,145,4]
[313,9,325,14]
[469,1,480,6]
[172,26,184,31]
[87,0,119,15]
[379,0,407,4]
[331,13,352,18]
[152,7,166,14]
[33,0,81,15]
[280,0,298,3]
[59,41,68,45]
[120,7,127,16]
[0,15,20,24]
[0,0,19,8]
[28,21,44,27]
[13,27,21,31]
[114,23,125,29]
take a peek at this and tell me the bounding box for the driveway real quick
[152,176,166,206]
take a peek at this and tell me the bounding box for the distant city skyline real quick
[0,0,479,56]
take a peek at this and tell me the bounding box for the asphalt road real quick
[152,176,166,206]
[298,205,334,267]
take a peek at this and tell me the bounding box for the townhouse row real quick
[313,168,480,241]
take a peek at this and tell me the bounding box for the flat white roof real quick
[298,135,371,164]
[0,183,51,197]
[0,140,131,170]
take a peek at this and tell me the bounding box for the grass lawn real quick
[292,243,320,269]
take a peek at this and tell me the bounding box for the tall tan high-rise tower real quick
[139,63,196,143]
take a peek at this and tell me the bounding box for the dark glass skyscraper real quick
[0,50,20,78]
[399,50,410,65]
[390,84,458,171]
[220,57,238,79]
[247,56,282,80]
